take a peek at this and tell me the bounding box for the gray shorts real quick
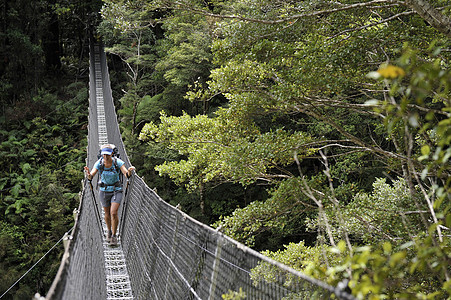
[99,190,123,207]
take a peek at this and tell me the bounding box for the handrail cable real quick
[42,39,357,300]
[152,197,350,297]
[118,175,133,238]
[87,179,105,239]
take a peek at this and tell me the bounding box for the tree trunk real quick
[406,0,451,38]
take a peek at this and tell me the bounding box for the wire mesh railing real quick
[121,175,354,300]
[45,181,107,300]
[44,39,356,300]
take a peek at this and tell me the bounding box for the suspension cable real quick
[0,226,75,299]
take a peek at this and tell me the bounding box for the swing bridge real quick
[43,42,356,300]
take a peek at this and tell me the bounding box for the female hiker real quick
[84,144,135,246]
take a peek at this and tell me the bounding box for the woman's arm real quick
[84,166,98,180]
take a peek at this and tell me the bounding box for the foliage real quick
[98,1,157,135]
[141,111,316,189]
[222,287,246,300]
[0,0,101,108]
[100,0,450,298]
[211,177,320,249]
[254,236,450,299]
[154,12,213,88]
[0,103,88,297]
[0,24,89,295]
[0,123,87,297]
[306,177,426,245]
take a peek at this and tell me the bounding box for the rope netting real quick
[44,41,355,300]
[121,176,354,299]
[44,180,106,299]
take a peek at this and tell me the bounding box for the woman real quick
[84,144,135,246]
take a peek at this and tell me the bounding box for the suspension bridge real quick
[42,40,355,300]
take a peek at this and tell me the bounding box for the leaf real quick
[21,163,32,174]
[399,241,415,250]
[337,240,347,253]
[22,149,36,157]
[421,145,430,156]
[389,251,406,267]
[364,99,380,106]
[382,242,392,254]
[377,64,406,79]
[420,167,428,180]
[11,184,22,198]
[366,71,381,80]
[446,213,451,228]
[408,113,419,127]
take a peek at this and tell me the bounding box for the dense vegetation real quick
[0,0,449,299]
[99,0,450,299]
[0,0,102,298]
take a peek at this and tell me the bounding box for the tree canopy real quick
[0,0,100,297]
[101,0,451,298]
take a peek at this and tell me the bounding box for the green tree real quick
[105,0,450,297]
[1,86,88,298]
[100,0,158,135]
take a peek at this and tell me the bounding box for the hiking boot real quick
[110,235,118,246]
[106,231,112,243]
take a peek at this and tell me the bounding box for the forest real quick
[0,0,450,299]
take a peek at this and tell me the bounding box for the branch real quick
[160,0,451,39]
[293,103,406,161]
[293,150,337,247]
[404,0,451,38]
[353,215,397,241]
[160,0,401,24]
[328,10,416,39]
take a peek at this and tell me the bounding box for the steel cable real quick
[45,39,356,300]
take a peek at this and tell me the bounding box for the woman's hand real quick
[84,166,92,179]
